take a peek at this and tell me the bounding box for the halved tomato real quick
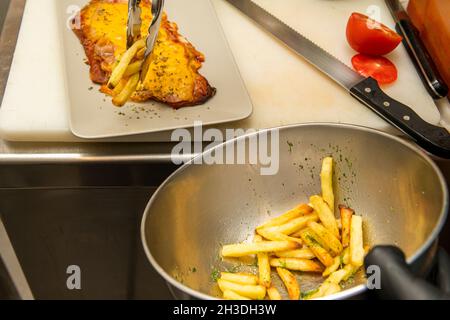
[347,13,403,56]
[351,54,398,85]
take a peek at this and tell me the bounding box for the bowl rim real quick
[141,122,449,300]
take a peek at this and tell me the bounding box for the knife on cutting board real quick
[385,0,449,100]
[225,0,450,158]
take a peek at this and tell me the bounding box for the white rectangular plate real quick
[57,0,252,139]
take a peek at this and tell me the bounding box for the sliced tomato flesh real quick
[351,54,398,85]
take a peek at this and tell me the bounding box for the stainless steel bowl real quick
[141,124,448,300]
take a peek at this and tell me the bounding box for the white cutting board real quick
[0,0,439,142]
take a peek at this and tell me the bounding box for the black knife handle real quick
[396,20,449,99]
[350,77,450,158]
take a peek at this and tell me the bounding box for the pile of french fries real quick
[217,157,368,300]
[106,39,147,107]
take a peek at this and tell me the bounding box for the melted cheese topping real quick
[140,28,200,103]
[82,1,203,103]
[83,2,152,55]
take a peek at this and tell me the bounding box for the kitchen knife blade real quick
[385,0,448,99]
[225,0,450,158]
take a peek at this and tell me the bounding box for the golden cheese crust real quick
[72,0,216,108]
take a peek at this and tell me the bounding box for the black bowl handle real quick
[365,246,450,300]
[350,78,450,159]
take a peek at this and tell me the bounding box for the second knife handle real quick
[350,77,450,159]
[396,20,449,99]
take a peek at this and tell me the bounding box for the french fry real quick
[323,265,359,289]
[275,248,315,259]
[336,218,342,229]
[320,157,334,212]
[300,229,334,267]
[306,244,334,267]
[257,204,313,229]
[326,268,349,285]
[342,264,359,281]
[341,247,350,265]
[339,205,354,248]
[267,286,282,300]
[108,39,145,88]
[254,235,271,288]
[221,241,299,258]
[290,228,308,238]
[214,157,368,301]
[310,267,350,300]
[223,290,251,300]
[308,282,341,299]
[136,47,146,60]
[349,215,364,267]
[270,258,323,272]
[322,256,341,277]
[276,267,300,300]
[112,73,140,107]
[112,78,127,96]
[305,289,321,300]
[308,221,343,256]
[220,272,259,285]
[300,228,332,253]
[263,213,319,236]
[110,60,120,74]
[123,60,143,77]
[310,196,340,239]
[217,279,266,300]
[257,228,302,245]
[324,283,341,296]
[234,256,257,266]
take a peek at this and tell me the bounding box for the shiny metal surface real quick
[144,0,164,58]
[225,0,364,90]
[0,187,173,299]
[140,0,165,80]
[385,0,405,23]
[127,0,143,48]
[0,161,179,189]
[0,219,33,299]
[142,123,449,300]
[0,141,193,165]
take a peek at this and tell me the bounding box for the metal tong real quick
[127,0,165,59]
